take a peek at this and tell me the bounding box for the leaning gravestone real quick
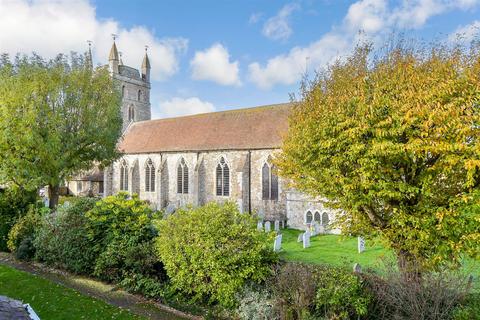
[303,232,311,249]
[358,237,366,253]
[273,234,283,252]
[257,221,263,231]
[264,221,271,232]
[297,233,303,242]
[274,220,280,231]
[353,263,362,273]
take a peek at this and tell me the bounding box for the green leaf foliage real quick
[277,40,480,271]
[0,53,122,207]
[155,202,278,308]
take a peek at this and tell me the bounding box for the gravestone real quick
[297,233,303,242]
[264,221,271,232]
[257,221,263,231]
[353,263,362,273]
[358,237,366,253]
[273,234,283,252]
[274,220,280,231]
[303,231,311,249]
[165,203,176,215]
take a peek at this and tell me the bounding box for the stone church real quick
[76,41,339,232]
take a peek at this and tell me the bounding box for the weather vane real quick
[145,45,149,52]
[87,40,92,48]
[111,33,118,41]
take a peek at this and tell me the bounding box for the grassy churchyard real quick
[280,228,480,280]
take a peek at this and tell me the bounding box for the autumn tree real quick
[0,53,122,208]
[277,41,480,274]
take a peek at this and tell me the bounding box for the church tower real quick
[108,39,151,131]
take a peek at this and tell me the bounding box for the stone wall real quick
[109,149,338,230]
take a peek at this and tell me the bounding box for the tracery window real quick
[120,160,129,191]
[145,159,155,192]
[314,211,321,223]
[177,158,189,194]
[305,211,313,224]
[322,212,330,226]
[137,90,142,101]
[216,157,230,196]
[262,161,278,200]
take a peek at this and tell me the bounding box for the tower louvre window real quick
[177,158,189,194]
[216,157,229,196]
[138,90,141,101]
[120,160,128,191]
[128,105,135,122]
[145,159,155,192]
[262,160,279,200]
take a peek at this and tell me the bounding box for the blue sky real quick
[1,0,479,118]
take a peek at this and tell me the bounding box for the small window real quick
[322,212,330,226]
[120,160,129,191]
[77,181,82,192]
[314,211,321,222]
[128,105,135,122]
[216,157,229,196]
[177,158,189,194]
[145,159,155,192]
[98,181,104,194]
[137,90,142,101]
[306,211,313,224]
[122,85,126,98]
[262,161,278,200]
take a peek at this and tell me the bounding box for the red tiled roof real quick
[119,103,292,153]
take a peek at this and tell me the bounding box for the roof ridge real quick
[133,102,293,126]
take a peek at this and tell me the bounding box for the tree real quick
[0,53,122,208]
[276,40,480,274]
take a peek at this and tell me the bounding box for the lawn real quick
[0,264,144,320]
[280,229,480,279]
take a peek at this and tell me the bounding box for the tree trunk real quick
[48,184,59,209]
[397,249,422,282]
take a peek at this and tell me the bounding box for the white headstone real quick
[358,237,366,253]
[44,198,49,208]
[273,234,283,252]
[257,221,263,231]
[297,233,303,242]
[165,203,176,215]
[281,220,285,229]
[353,263,362,273]
[264,221,271,232]
[302,232,311,249]
[274,220,280,231]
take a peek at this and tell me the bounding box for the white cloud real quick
[249,12,263,25]
[448,20,480,42]
[154,97,215,119]
[0,0,187,81]
[262,3,300,41]
[190,43,241,86]
[249,0,480,89]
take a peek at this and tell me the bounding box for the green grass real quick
[0,264,145,320]
[280,229,480,278]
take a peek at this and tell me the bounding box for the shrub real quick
[7,206,46,260]
[236,284,275,320]
[273,262,317,319]
[315,266,370,320]
[155,202,278,308]
[34,197,97,273]
[365,270,472,320]
[85,193,162,283]
[0,188,38,251]
[453,292,480,320]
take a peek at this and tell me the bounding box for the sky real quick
[0,0,479,119]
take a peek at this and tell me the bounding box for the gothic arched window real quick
[128,105,135,122]
[145,159,155,192]
[322,212,330,226]
[120,160,129,191]
[137,90,142,101]
[262,161,278,200]
[177,158,189,194]
[314,211,321,222]
[216,157,230,196]
[305,211,313,224]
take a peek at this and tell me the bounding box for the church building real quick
[99,41,338,232]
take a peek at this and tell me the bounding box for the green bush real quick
[0,188,38,251]
[453,293,480,320]
[85,193,162,283]
[34,197,98,274]
[236,284,275,320]
[7,206,46,260]
[155,202,278,308]
[315,266,371,320]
